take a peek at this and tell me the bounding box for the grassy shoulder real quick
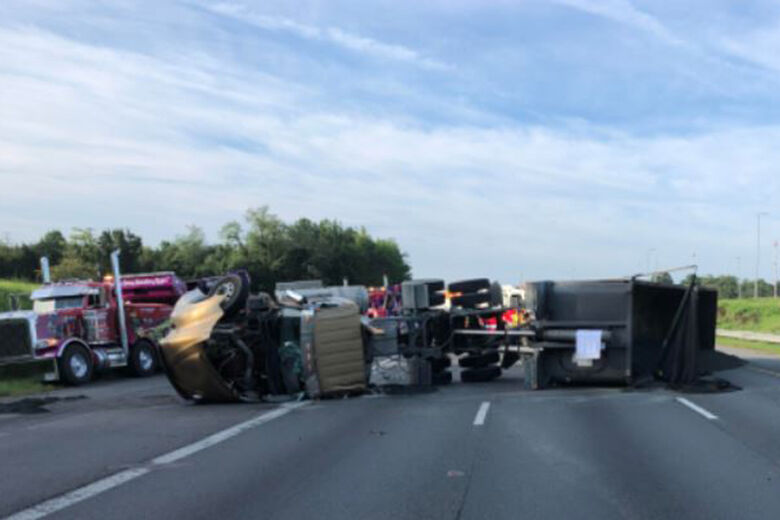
[0,362,60,399]
[718,298,780,334]
[0,377,54,398]
[0,279,38,312]
[717,335,780,355]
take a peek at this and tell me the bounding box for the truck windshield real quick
[33,297,84,313]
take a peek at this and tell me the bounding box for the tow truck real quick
[0,251,186,385]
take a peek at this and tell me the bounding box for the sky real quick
[1,0,780,283]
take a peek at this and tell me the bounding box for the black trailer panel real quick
[524,279,717,387]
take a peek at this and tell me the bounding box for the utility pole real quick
[756,212,768,298]
[646,248,656,274]
[774,241,778,298]
[737,256,742,299]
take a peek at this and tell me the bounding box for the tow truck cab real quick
[0,270,186,385]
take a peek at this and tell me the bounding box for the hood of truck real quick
[0,310,37,323]
[0,310,70,346]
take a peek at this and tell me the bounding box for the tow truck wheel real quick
[129,340,158,377]
[59,344,94,386]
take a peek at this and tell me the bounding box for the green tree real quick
[51,255,95,280]
[96,229,144,274]
[157,226,213,279]
[0,207,412,289]
[67,228,101,274]
[36,230,67,265]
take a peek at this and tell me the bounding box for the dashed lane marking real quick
[473,401,491,426]
[4,402,309,520]
[676,397,718,421]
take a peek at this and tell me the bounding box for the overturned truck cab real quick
[159,273,369,402]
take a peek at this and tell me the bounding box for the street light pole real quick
[737,256,742,299]
[774,241,778,299]
[755,212,768,298]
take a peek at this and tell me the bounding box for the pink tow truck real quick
[0,251,186,385]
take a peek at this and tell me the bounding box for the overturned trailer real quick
[518,278,717,388]
[377,275,718,390]
[157,271,719,402]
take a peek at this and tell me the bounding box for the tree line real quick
[0,207,411,292]
[681,274,777,300]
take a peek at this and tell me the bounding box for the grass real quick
[0,377,53,398]
[0,281,58,399]
[716,335,780,355]
[0,279,38,312]
[0,362,60,399]
[717,298,780,334]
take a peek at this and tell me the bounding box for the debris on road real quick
[157,269,727,403]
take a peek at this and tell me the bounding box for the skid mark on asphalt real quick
[3,401,309,520]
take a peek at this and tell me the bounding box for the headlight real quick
[35,338,58,350]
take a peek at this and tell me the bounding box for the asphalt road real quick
[3,350,780,519]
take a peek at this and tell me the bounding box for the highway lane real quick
[0,375,282,517]
[4,352,780,519]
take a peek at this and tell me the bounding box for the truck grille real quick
[0,319,33,361]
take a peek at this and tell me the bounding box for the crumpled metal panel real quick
[159,290,240,402]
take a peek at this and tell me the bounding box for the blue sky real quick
[1,0,780,283]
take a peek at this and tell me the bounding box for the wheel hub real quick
[70,352,88,379]
[138,348,154,371]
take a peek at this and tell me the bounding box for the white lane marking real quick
[676,397,718,421]
[747,366,780,379]
[473,401,491,426]
[4,402,308,520]
[5,468,151,520]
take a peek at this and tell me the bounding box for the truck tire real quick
[459,352,500,368]
[461,365,501,383]
[59,343,94,386]
[450,292,491,308]
[448,278,490,294]
[432,371,453,385]
[209,273,248,318]
[490,282,503,307]
[129,340,158,377]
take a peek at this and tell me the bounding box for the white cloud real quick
[1,25,777,282]
[720,21,780,74]
[2,0,780,282]
[552,0,685,47]
[206,2,451,71]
